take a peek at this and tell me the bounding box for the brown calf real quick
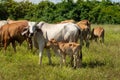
[90,27,105,43]
[0,22,31,52]
[47,39,82,68]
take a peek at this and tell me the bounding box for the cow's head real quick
[28,21,38,37]
[21,26,29,36]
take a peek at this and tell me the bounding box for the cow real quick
[7,19,36,50]
[0,21,37,52]
[28,21,82,65]
[47,39,82,68]
[90,27,105,43]
[76,20,91,47]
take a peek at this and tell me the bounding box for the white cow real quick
[29,21,82,65]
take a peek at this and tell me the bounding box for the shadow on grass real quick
[82,60,106,68]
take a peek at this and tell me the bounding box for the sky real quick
[14,0,62,4]
[14,0,120,4]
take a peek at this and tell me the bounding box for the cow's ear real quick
[21,27,28,36]
[36,21,45,30]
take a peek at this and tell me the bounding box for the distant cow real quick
[47,39,82,68]
[76,20,91,47]
[0,21,36,52]
[90,27,105,43]
[28,21,82,65]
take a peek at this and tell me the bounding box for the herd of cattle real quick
[0,19,105,68]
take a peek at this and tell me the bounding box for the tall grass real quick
[0,24,120,80]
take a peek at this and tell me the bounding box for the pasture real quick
[0,24,120,80]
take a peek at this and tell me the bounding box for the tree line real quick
[0,0,120,24]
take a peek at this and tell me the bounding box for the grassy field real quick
[0,24,120,80]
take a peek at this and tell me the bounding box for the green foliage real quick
[0,0,120,24]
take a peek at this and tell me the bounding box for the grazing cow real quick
[29,21,82,65]
[90,27,105,43]
[7,19,35,50]
[60,19,76,23]
[47,39,82,68]
[0,21,36,52]
[76,20,91,47]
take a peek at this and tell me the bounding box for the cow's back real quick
[40,23,79,42]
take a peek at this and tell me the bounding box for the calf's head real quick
[47,39,58,47]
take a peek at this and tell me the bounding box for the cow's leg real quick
[85,37,90,48]
[3,40,10,53]
[26,38,33,50]
[80,32,83,46]
[62,54,66,66]
[38,43,45,65]
[70,55,74,67]
[46,48,52,65]
[12,41,16,52]
[73,54,77,69]
[79,50,82,67]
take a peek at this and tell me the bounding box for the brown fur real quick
[47,39,82,68]
[0,22,31,52]
[7,19,28,24]
[90,27,105,43]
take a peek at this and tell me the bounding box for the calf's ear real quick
[21,27,29,36]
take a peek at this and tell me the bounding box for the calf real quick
[47,39,82,68]
[90,27,105,43]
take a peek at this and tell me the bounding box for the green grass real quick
[0,24,120,80]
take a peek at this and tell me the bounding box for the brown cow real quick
[0,22,31,52]
[47,39,82,68]
[7,19,33,49]
[90,27,105,43]
[76,20,91,47]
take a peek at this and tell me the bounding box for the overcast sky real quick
[14,0,120,4]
